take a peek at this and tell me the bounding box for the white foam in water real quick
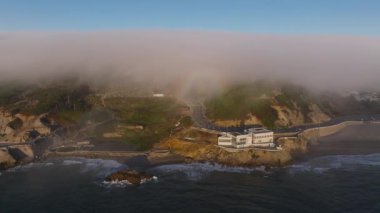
[60,158,125,176]
[151,163,263,181]
[101,175,158,188]
[62,159,84,166]
[4,158,124,177]
[102,180,133,188]
[6,162,55,172]
[289,153,380,174]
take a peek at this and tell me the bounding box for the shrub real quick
[7,118,23,130]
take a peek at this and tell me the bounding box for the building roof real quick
[219,132,240,137]
[219,127,273,138]
[247,128,273,134]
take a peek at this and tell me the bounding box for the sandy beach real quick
[307,124,380,158]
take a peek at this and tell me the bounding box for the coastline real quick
[2,123,380,172]
[306,123,380,158]
[44,150,187,170]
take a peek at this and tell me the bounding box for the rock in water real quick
[0,148,17,170]
[105,169,155,185]
[8,145,34,164]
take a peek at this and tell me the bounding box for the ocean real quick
[1,154,380,213]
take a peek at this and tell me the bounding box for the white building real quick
[153,93,165,98]
[218,128,274,149]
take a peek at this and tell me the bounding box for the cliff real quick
[205,83,333,128]
[0,108,50,143]
[157,136,308,167]
[0,145,34,170]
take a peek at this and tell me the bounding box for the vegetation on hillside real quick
[0,83,93,124]
[0,80,189,150]
[205,82,330,128]
[99,97,186,150]
[205,82,380,128]
[7,118,23,130]
[277,84,314,122]
[205,83,279,128]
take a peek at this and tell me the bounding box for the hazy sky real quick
[0,1,379,92]
[1,0,380,35]
[0,31,379,92]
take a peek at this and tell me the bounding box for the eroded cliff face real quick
[0,108,49,169]
[157,137,308,167]
[0,148,17,170]
[205,83,335,128]
[0,145,34,170]
[212,101,331,128]
[274,103,331,127]
[0,108,50,143]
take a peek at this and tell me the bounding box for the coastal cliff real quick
[157,136,308,167]
[204,82,379,129]
[0,145,34,170]
[0,108,50,142]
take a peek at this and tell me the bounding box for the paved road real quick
[0,142,31,148]
[188,101,380,134]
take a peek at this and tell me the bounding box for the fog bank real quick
[0,31,379,91]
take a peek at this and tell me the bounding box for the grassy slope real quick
[205,83,279,128]
[0,83,187,150]
[205,82,336,128]
[101,97,185,150]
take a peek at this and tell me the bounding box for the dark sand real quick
[308,124,380,158]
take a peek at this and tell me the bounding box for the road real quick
[0,142,31,148]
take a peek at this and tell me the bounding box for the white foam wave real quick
[102,180,132,188]
[4,158,125,177]
[150,163,263,181]
[62,159,84,165]
[6,162,55,172]
[59,158,125,176]
[289,153,380,174]
[101,176,158,188]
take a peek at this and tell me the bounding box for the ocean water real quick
[1,155,380,213]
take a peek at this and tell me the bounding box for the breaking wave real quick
[65,158,125,176]
[150,163,265,181]
[102,176,158,188]
[7,162,55,172]
[288,153,380,174]
[5,158,125,177]
[102,179,133,188]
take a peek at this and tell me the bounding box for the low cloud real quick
[0,31,379,92]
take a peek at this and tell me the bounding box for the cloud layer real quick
[0,31,379,91]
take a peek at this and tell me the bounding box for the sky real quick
[1,0,380,35]
[0,1,379,93]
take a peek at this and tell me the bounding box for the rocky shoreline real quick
[0,145,34,170]
[3,122,380,186]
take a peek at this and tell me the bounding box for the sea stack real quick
[105,169,155,185]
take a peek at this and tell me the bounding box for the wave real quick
[150,163,265,181]
[60,158,126,177]
[288,153,380,174]
[102,176,158,188]
[102,179,133,188]
[62,159,84,165]
[7,162,55,172]
[5,158,125,177]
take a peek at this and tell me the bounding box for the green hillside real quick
[204,82,377,128]
[0,82,188,150]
